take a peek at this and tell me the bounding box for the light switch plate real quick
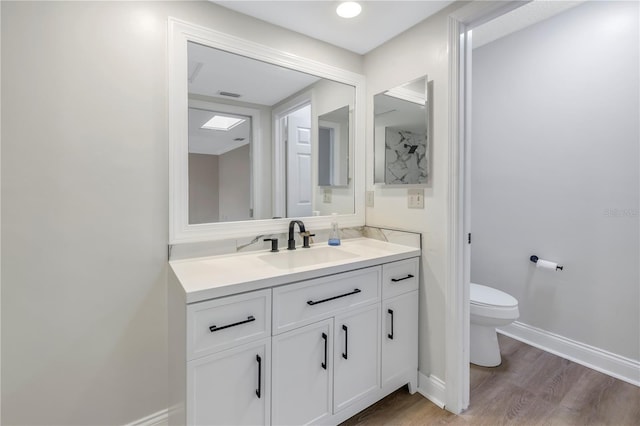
[408,188,424,209]
[323,188,332,203]
[366,191,374,207]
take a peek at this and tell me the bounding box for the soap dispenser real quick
[328,213,341,246]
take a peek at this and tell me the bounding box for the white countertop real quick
[170,237,421,304]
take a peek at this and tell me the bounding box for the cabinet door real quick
[187,339,270,426]
[382,291,418,390]
[333,304,380,413]
[272,319,333,425]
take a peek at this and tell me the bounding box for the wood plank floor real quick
[341,335,640,425]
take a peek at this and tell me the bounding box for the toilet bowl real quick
[470,283,519,367]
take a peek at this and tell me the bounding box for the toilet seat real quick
[470,283,517,308]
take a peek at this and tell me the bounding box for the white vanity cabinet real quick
[271,319,333,425]
[187,339,270,425]
[381,258,419,393]
[271,267,381,425]
[169,238,421,426]
[333,304,380,412]
[169,287,272,426]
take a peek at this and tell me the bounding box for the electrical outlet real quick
[366,191,374,207]
[323,188,332,203]
[408,188,424,209]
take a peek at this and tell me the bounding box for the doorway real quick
[448,0,639,414]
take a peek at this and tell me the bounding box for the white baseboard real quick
[124,408,168,426]
[417,371,446,408]
[499,321,640,387]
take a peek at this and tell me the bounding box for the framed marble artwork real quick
[384,127,427,184]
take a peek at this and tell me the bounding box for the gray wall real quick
[219,144,251,222]
[471,1,639,361]
[189,153,220,224]
[1,1,362,424]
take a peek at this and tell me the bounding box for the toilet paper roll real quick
[536,259,558,271]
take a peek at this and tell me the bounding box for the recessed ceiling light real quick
[201,115,246,131]
[336,2,361,19]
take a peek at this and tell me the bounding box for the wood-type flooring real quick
[341,335,640,425]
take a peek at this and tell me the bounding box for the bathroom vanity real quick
[168,238,420,425]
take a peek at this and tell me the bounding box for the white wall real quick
[471,1,639,361]
[364,2,464,384]
[1,1,362,424]
[312,78,355,216]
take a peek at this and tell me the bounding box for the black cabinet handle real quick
[391,274,414,282]
[321,332,328,370]
[307,289,361,306]
[209,315,255,333]
[255,354,262,398]
[342,325,348,359]
[388,309,394,340]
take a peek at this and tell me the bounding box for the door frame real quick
[445,1,530,414]
[272,92,312,218]
[188,99,263,220]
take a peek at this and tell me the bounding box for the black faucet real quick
[287,220,306,250]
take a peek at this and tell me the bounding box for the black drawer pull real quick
[307,289,361,306]
[391,274,414,282]
[342,325,348,359]
[388,309,394,340]
[255,354,262,398]
[321,332,328,370]
[209,315,255,333]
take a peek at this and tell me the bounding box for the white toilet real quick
[470,283,519,367]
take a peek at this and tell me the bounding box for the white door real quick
[333,304,380,413]
[272,319,333,425]
[187,339,270,426]
[286,104,312,217]
[382,291,418,390]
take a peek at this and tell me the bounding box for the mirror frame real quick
[168,18,366,244]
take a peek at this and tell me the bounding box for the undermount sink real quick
[258,246,359,270]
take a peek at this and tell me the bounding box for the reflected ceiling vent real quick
[375,108,396,117]
[218,91,242,98]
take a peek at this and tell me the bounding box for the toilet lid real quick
[470,283,518,308]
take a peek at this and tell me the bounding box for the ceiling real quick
[472,1,583,48]
[188,41,320,106]
[212,1,456,55]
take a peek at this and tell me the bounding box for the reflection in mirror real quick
[318,106,349,187]
[189,108,252,224]
[374,76,429,185]
[187,41,355,223]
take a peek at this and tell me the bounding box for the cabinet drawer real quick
[187,289,271,360]
[382,258,419,299]
[273,267,381,334]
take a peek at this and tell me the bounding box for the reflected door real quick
[286,104,312,217]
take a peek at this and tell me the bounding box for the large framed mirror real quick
[169,19,365,243]
[373,76,429,186]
